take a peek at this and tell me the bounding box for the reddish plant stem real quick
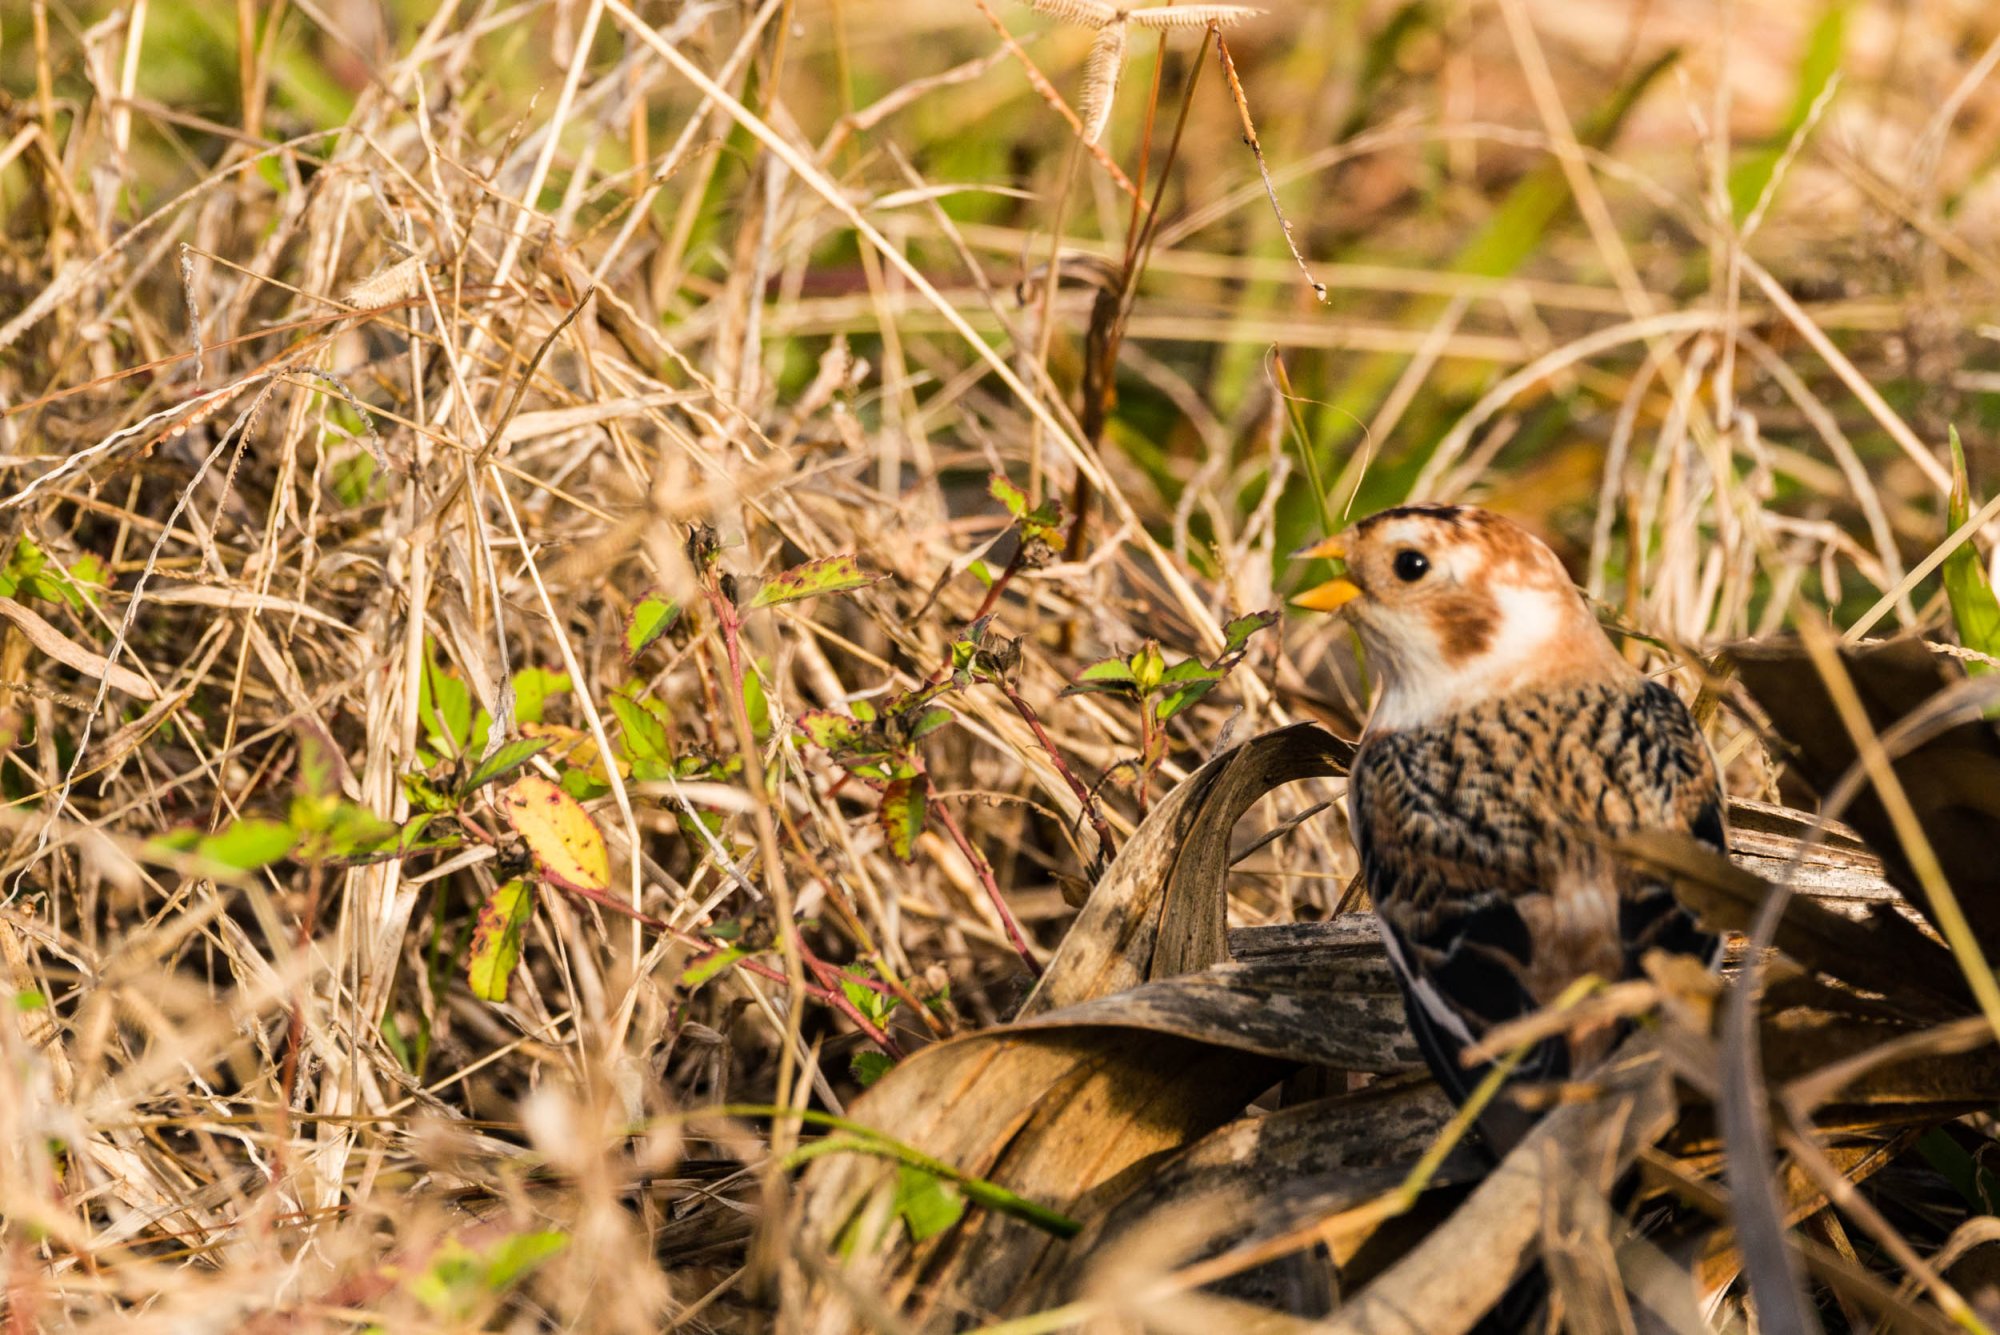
[797,946,906,1059]
[777,803,950,1039]
[932,797,1041,977]
[967,550,1023,625]
[993,676,1115,871]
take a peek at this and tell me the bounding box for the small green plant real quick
[0,538,105,611]
[397,1227,569,1325]
[1061,610,1277,807]
[1944,426,2000,676]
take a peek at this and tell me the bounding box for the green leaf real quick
[392,814,457,857]
[1020,497,1065,544]
[1160,657,1222,686]
[749,554,882,608]
[1062,657,1139,697]
[406,1242,482,1316]
[68,553,106,592]
[292,798,401,862]
[480,1230,568,1290]
[1218,609,1279,662]
[609,690,672,767]
[1153,659,1226,723]
[741,662,772,741]
[332,451,377,507]
[624,592,681,660]
[1945,426,2000,675]
[197,819,298,871]
[879,774,928,863]
[797,710,862,752]
[467,880,534,1003]
[401,770,456,814]
[510,667,570,726]
[419,645,473,758]
[0,538,43,600]
[559,768,608,801]
[906,707,953,744]
[680,946,748,991]
[850,1050,894,1086]
[893,1164,965,1243]
[988,473,1029,519]
[968,559,993,588]
[380,1013,414,1072]
[403,1228,566,1319]
[462,736,555,794]
[1727,1,1844,222]
[840,973,900,1028]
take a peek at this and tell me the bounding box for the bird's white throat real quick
[1363,582,1598,733]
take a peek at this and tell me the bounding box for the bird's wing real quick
[1347,679,1723,1113]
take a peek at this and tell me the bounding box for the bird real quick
[1293,503,1722,1149]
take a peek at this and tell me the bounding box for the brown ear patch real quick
[1429,589,1499,663]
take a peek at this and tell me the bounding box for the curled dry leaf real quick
[797,724,1357,1331]
[1619,830,1970,1018]
[1027,1078,1466,1314]
[499,773,610,893]
[1023,721,1351,1014]
[1731,636,2000,955]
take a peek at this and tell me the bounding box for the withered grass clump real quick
[4,2,2000,1330]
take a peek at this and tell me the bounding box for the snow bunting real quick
[1294,504,1720,1143]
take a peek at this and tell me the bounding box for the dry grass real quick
[4,0,2000,1330]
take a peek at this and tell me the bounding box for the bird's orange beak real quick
[1290,535,1363,612]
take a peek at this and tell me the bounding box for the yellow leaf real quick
[500,774,610,892]
[468,879,534,1002]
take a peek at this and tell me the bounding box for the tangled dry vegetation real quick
[6,0,2000,1330]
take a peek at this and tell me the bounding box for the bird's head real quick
[1292,504,1629,730]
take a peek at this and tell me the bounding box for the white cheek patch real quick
[1365,580,1568,732]
[1488,583,1562,667]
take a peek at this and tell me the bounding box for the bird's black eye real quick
[1393,550,1430,582]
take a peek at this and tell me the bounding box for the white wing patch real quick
[1376,915,1479,1048]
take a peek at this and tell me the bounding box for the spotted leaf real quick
[500,774,610,893]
